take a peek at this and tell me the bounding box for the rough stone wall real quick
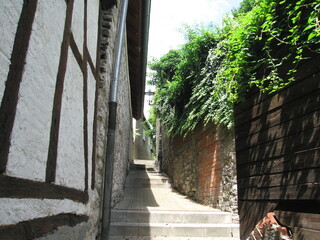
[160,122,238,213]
[169,135,198,198]
[95,8,117,197]
[96,6,132,208]
[111,40,132,206]
[216,126,238,213]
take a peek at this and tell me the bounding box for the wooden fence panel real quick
[234,53,320,239]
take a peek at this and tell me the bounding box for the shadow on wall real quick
[235,55,320,238]
[159,122,237,213]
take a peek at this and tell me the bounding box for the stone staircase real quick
[109,160,239,240]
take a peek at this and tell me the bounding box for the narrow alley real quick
[109,160,240,239]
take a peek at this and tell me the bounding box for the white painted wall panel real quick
[6,0,66,181]
[0,198,87,226]
[87,64,96,188]
[87,0,100,65]
[0,1,23,103]
[56,49,85,190]
[72,0,84,55]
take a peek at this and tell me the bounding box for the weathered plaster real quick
[6,0,66,181]
[34,222,91,240]
[0,1,23,101]
[0,188,101,239]
[87,65,96,189]
[1,1,134,238]
[87,0,100,64]
[0,198,87,226]
[71,0,84,55]
[56,49,85,190]
[95,7,118,198]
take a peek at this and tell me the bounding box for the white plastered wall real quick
[0,1,23,102]
[56,48,85,190]
[87,0,99,190]
[0,1,101,238]
[55,0,85,191]
[87,65,96,189]
[87,0,99,65]
[72,0,84,54]
[6,0,66,181]
[0,198,87,226]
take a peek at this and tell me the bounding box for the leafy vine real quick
[149,0,320,136]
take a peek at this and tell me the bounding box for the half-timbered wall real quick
[0,0,130,239]
[234,52,320,239]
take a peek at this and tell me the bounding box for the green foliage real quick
[149,0,320,137]
[149,30,217,136]
[231,0,260,17]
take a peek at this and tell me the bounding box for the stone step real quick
[125,171,164,180]
[125,182,170,188]
[110,222,239,238]
[130,161,156,170]
[111,210,232,224]
[125,175,171,188]
[110,237,240,240]
[126,177,170,183]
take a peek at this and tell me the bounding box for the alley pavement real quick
[110,159,240,240]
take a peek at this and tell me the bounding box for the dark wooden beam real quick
[0,175,88,203]
[0,0,38,173]
[46,0,75,183]
[0,213,88,240]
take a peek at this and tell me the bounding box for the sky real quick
[144,0,243,117]
[147,0,243,60]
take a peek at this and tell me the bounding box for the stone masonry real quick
[160,122,238,214]
[97,6,132,208]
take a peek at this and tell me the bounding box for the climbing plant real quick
[149,30,217,136]
[149,0,320,137]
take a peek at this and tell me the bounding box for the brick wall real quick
[197,127,222,206]
[160,122,237,213]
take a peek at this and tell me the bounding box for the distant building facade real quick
[133,118,156,160]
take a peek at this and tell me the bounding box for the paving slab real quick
[111,160,240,239]
[115,160,218,212]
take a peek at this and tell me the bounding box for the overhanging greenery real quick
[149,0,319,136]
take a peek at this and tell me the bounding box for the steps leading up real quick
[110,237,238,240]
[110,160,240,239]
[110,222,239,238]
[111,209,232,224]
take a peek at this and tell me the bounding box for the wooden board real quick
[234,53,320,239]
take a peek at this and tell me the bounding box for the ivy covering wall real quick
[149,0,319,136]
